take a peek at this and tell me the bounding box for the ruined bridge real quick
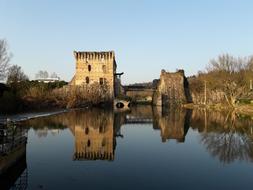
[114,99,131,109]
[69,50,192,108]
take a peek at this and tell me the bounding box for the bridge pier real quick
[114,99,131,110]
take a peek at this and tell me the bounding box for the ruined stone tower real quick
[71,51,117,99]
[153,70,192,106]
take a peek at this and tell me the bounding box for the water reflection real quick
[23,116,68,138]
[0,125,28,190]
[24,109,121,161]
[71,110,116,161]
[124,106,153,124]
[153,107,192,142]
[3,107,253,189]
[21,106,253,165]
[192,110,253,164]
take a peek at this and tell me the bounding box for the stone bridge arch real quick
[114,99,131,110]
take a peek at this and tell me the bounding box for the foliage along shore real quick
[0,79,114,114]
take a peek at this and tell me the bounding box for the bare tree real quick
[35,70,49,79]
[245,56,253,71]
[7,65,29,84]
[0,39,12,80]
[207,54,245,73]
[201,131,253,164]
[204,54,249,107]
[223,81,246,107]
[50,72,58,78]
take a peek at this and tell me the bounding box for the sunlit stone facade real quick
[153,70,192,106]
[71,51,117,99]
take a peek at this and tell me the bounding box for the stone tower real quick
[153,70,192,106]
[71,51,117,99]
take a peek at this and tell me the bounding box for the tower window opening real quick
[88,65,91,72]
[87,140,91,147]
[85,127,89,135]
[102,138,106,147]
[86,77,90,84]
[99,78,104,85]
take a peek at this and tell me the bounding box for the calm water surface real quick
[1,106,253,190]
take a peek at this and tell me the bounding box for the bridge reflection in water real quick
[68,107,253,164]
[21,105,253,165]
[2,106,253,189]
[0,125,28,190]
[22,106,192,162]
[63,106,193,161]
[124,106,192,143]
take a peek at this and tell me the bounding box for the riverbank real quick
[0,109,69,125]
[3,102,253,126]
[0,102,115,125]
[183,102,253,118]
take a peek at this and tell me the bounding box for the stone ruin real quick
[153,69,192,106]
[68,50,192,107]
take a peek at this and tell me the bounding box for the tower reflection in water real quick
[68,106,193,161]
[0,124,28,190]
[2,106,253,189]
[123,105,192,143]
[72,110,116,161]
[153,106,192,143]
[15,106,253,167]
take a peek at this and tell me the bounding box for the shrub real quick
[0,91,18,113]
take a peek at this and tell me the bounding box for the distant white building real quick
[36,77,60,83]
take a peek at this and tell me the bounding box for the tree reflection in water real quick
[22,106,253,164]
[192,109,253,164]
[3,106,253,190]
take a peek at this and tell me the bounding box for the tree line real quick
[0,39,67,113]
[189,54,253,107]
[0,39,111,113]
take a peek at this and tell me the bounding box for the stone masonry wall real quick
[153,70,192,106]
[71,51,116,100]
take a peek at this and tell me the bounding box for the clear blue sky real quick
[1,0,253,84]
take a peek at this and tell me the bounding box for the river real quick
[1,106,253,190]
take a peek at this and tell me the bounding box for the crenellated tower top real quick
[73,51,115,60]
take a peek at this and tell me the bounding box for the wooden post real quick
[204,108,207,132]
[250,79,252,90]
[204,80,207,105]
